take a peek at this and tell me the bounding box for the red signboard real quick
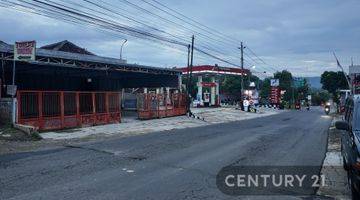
[201,82,217,87]
[270,87,280,104]
[353,79,360,94]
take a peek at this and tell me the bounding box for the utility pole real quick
[248,71,251,87]
[292,78,295,108]
[239,42,245,100]
[12,52,16,123]
[186,44,191,93]
[187,35,195,114]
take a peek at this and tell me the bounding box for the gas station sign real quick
[201,82,217,87]
[270,87,281,104]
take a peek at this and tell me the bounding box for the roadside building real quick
[349,65,360,94]
[0,40,186,130]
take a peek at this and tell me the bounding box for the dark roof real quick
[41,40,95,55]
[0,40,180,75]
[0,40,7,46]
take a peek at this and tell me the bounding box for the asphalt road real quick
[0,108,332,200]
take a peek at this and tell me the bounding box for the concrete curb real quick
[317,115,351,200]
[13,124,39,136]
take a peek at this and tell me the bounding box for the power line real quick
[146,0,279,71]
[1,0,244,68]
[77,0,242,64]
[1,0,279,72]
[147,0,241,45]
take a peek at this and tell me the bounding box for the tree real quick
[222,76,242,99]
[221,74,261,100]
[182,76,198,98]
[260,78,271,102]
[320,71,349,103]
[274,70,293,102]
[311,89,331,106]
[296,79,310,101]
[321,71,348,94]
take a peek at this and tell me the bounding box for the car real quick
[336,97,360,199]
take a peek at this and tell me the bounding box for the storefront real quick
[0,40,185,130]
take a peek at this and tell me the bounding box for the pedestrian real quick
[243,98,249,112]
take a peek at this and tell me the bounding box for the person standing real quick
[243,98,250,112]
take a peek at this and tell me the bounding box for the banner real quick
[14,41,36,61]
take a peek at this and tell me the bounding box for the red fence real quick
[17,91,121,131]
[137,93,187,120]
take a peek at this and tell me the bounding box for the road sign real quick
[293,78,305,88]
[14,41,36,61]
[270,79,279,87]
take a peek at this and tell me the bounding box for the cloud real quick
[0,0,359,77]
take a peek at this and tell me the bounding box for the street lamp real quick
[120,39,127,60]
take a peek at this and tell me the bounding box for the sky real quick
[1,0,360,77]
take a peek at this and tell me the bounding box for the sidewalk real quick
[41,107,282,140]
[317,116,351,199]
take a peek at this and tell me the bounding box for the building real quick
[0,40,185,130]
[177,65,249,107]
[349,65,360,94]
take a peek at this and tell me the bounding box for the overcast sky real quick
[1,0,360,77]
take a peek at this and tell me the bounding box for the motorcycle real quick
[324,102,331,115]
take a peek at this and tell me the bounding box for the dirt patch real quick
[0,124,34,142]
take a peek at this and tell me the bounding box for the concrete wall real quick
[0,98,12,125]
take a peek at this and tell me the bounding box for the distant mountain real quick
[304,77,322,89]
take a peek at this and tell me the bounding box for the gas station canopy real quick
[177,65,250,76]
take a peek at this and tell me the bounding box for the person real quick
[306,101,310,111]
[243,97,250,112]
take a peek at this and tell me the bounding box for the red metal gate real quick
[137,93,187,120]
[17,91,121,131]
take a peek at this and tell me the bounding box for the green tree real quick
[222,76,242,99]
[182,77,198,98]
[311,89,331,106]
[274,70,294,102]
[221,74,261,100]
[320,71,349,103]
[296,79,310,101]
[260,78,271,101]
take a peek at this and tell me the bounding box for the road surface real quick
[0,108,332,200]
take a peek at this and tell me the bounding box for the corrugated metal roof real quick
[0,41,179,74]
[40,40,95,55]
